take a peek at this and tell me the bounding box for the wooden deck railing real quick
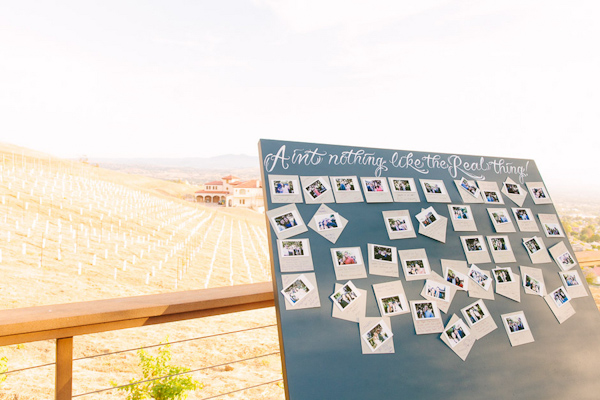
[0,281,275,400]
[1,251,599,399]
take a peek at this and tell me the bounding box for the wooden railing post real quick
[55,337,73,400]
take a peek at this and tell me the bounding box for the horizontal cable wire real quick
[73,351,281,398]
[199,378,283,400]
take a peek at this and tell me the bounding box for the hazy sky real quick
[1,1,598,192]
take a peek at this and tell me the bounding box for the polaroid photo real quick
[416,206,448,243]
[461,300,497,340]
[330,247,367,281]
[415,206,441,229]
[278,238,314,272]
[460,235,491,264]
[410,300,444,335]
[444,267,469,291]
[548,241,578,271]
[315,212,341,231]
[444,318,471,348]
[404,259,431,278]
[487,235,516,263]
[362,319,394,353]
[494,267,521,302]
[523,236,551,264]
[388,177,420,202]
[423,279,451,303]
[493,267,513,285]
[308,204,348,244]
[368,243,399,277]
[382,209,416,240]
[512,207,539,232]
[361,177,393,203]
[301,176,334,204]
[281,274,315,307]
[373,280,410,317]
[503,182,522,196]
[526,182,552,205]
[269,175,303,203]
[267,204,307,239]
[454,179,484,204]
[420,179,451,203]
[468,264,492,291]
[550,286,571,308]
[332,283,367,323]
[487,208,516,233]
[482,190,503,204]
[459,177,480,198]
[559,270,588,298]
[502,311,534,346]
[329,176,364,203]
[448,204,477,232]
[523,273,544,297]
[501,178,527,207]
[378,293,408,316]
[330,281,362,312]
[538,214,564,238]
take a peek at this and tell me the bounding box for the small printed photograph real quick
[544,223,563,237]
[459,177,480,197]
[412,301,438,320]
[558,251,576,268]
[392,179,412,192]
[387,217,410,232]
[524,274,543,296]
[493,268,513,284]
[279,240,307,257]
[451,205,472,220]
[281,275,314,306]
[504,182,522,195]
[550,286,570,308]
[514,208,532,221]
[304,178,329,199]
[464,302,487,325]
[362,320,393,352]
[364,179,387,192]
[490,237,509,251]
[330,281,361,312]
[468,265,491,290]
[523,237,542,255]
[405,259,428,276]
[463,236,485,253]
[445,319,471,348]
[334,248,362,266]
[531,187,548,199]
[484,190,501,203]
[315,213,340,231]
[424,280,449,302]
[373,245,394,262]
[416,207,439,228]
[379,294,405,316]
[560,271,581,287]
[491,210,510,224]
[423,180,444,194]
[273,211,300,232]
[272,179,297,194]
[505,313,528,334]
[334,177,356,191]
[445,268,467,289]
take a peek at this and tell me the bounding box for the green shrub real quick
[0,356,7,386]
[116,342,202,400]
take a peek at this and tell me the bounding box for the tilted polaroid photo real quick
[468,264,492,291]
[489,236,510,252]
[315,212,341,231]
[493,267,513,284]
[372,245,395,263]
[362,319,394,352]
[531,186,548,200]
[330,281,362,312]
[550,286,571,308]
[416,206,440,229]
[523,273,544,296]
[462,301,488,326]
[445,268,468,290]
[490,209,511,225]
[514,208,533,221]
[523,237,543,255]
[424,280,450,302]
[560,270,582,288]
[543,222,563,237]
[444,319,471,348]
[459,177,480,198]
[272,210,301,233]
[281,274,315,306]
[304,177,330,200]
[503,182,522,195]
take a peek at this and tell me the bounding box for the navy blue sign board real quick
[258,139,600,400]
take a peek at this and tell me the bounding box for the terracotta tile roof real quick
[204,180,223,185]
[234,179,261,189]
[221,175,239,180]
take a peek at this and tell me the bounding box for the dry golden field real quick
[0,143,283,399]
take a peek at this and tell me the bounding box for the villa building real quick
[194,175,263,210]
